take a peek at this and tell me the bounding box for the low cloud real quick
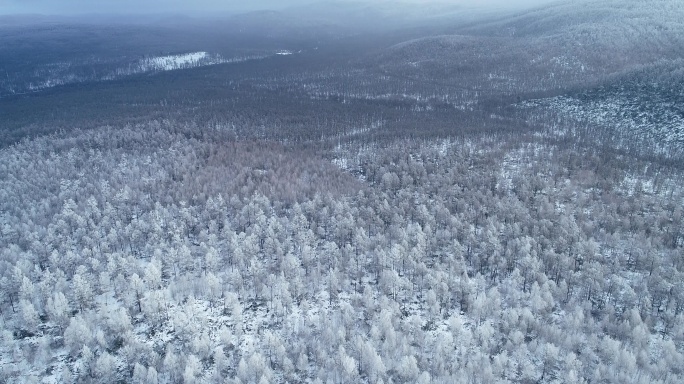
[0,0,558,15]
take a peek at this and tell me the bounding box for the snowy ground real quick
[144,52,211,71]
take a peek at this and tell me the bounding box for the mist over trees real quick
[1,0,684,383]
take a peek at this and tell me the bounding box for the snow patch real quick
[144,51,209,71]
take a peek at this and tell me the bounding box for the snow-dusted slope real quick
[376,0,684,98]
[101,51,264,80]
[522,62,684,159]
[4,50,296,96]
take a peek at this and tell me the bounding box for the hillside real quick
[376,0,684,93]
[521,60,684,160]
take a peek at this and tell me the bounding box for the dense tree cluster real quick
[1,121,682,383]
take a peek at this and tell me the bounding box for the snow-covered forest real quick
[2,122,683,383]
[1,0,684,383]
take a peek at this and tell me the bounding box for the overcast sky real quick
[0,0,559,15]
